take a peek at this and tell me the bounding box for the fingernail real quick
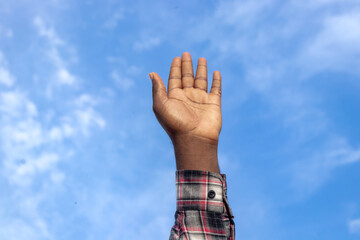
[148,73,153,81]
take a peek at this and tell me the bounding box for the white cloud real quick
[2,119,44,151]
[0,25,13,38]
[68,94,106,136]
[300,11,360,74]
[20,153,59,175]
[214,0,271,27]
[33,16,77,87]
[0,68,15,86]
[50,170,65,185]
[245,65,284,92]
[185,0,360,80]
[0,76,105,240]
[6,30,13,38]
[61,123,74,137]
[107,57,142,92]
[74,94,99,107]
[111,70,134,91]
[46,47,65,69]
[125,64,142,75]
[0,89,105,186]
[0,112,56,186]
[0,91,37,118]
[0,51,15,86]
[349,218,360,234]
[0,219,45,240]
[103,8,124,29]
[74,108,106,135]
[6,153,60,186]
[0,194,54,240]
[75,169,175,239]
[56,68,76,85]
[289,138,360,197]
[133,36,162,51]
[49,127,63,141]
[303,0,359,8]
[33,16,63,46]
[107,56,144,92]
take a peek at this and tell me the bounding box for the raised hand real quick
[149,52,222,173]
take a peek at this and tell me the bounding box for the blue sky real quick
[0,0,360,239]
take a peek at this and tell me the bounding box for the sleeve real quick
[169,170,235,240]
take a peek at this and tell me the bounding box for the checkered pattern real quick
[169,170,235,240]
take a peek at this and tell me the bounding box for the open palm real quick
[150,52,222,144]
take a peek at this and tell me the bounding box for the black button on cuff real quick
[208,190,216,199]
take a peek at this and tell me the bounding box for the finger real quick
[149,72,168,109]
[210,70,221,97]
[181,52,194,88]
[194,57,208,92]
[168,57,182,93]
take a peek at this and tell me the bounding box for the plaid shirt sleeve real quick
[169,170,235,240]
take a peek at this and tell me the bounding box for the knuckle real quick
[182,73,194,77]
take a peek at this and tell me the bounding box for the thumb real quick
[149,72,168,106]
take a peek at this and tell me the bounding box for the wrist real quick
[172,134,220,173]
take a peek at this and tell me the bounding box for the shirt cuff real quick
[175,170,228,214]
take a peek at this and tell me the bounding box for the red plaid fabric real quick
[169,170,235,240]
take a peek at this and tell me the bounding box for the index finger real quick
[168,57,182,94]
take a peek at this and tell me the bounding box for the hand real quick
[149,52,222,173]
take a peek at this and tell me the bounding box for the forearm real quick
[172,134,220,173]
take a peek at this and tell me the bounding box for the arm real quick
[149,52,234,239]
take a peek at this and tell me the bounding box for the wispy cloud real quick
[56,68,76,85]
[0,51,15,86]
[33,16,78,89]
[288,137,360,197]
[75,169,175,239]
[349,218,360,234]
[0,88,58,238]
[33,17,63,46]
[0,89,60,186]
[111,70,134,91]
[133,36,162,51]
[107,56,143,91]
[74,107,106,135]
[0,11,107,238]
[299,10,360,75]
[0,24,13,38]
[103,8,125,29]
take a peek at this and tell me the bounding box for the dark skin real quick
[149,52,222,173]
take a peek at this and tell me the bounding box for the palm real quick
[150,52,222,143]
